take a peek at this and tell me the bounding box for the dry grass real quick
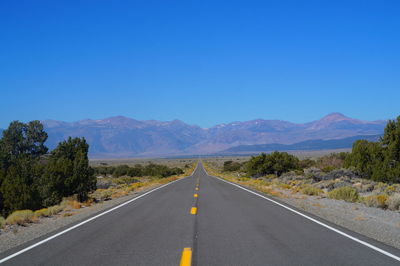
[312,203,324,208]
[60,198,81,210]
[47,205,63,216]
[82,198,94,207]
[127,182,144,192]
[361,194,388,209]
[62,212,76,217]
[70,200,81,209]
[34,208,50,217]
[6,210,35,226]
[354,214,367,221]
[111,191,129,199]
[300,185,323,196]
[293,195,308,199]
[328,187,359,202]
[33,205,64,218]
[276,183,292,190]
[386,194,400,211]
[95,189,113,201]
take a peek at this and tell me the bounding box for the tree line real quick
[345,116,400,183]
[93,163,184,178]
[0,121,95,217]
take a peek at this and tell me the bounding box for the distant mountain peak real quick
[102,115,132,122]
[320,112,350,122]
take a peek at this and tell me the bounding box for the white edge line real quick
[0,167,197,264]
[203,167,400,262]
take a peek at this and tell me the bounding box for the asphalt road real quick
[1,163,400,265]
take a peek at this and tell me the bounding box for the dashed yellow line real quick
[194,194,198,198]
[195,187,199,191]
[180,247,192,266]
[190,207,197,215]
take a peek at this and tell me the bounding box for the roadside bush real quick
[223,161,242,172]
[92,189,112,201]
[60,198,81,210]
[6,210,35,225]
[96,178,114,189]
[47,205,63,216]
[386,194,400,211]
[34,205,63,217]
[384,185,399,195]
[328,186,359,202]
[113,165,131,177]
[245,152,299,177]
[316,152,348,170]
[321,166,335,173]
[301,185,323,196]
[345,116,400,183]
[298,159,315,169]
[34,208,50,217]
[362,194,388,208]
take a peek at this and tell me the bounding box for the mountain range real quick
[33,113,387,158]
[219,134,382,155]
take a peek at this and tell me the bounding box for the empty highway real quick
[1,163,399,265]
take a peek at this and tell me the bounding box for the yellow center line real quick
[190,207,197,215]
[180,247,192,266]
[194,194,198,198]
[195,187,199,191]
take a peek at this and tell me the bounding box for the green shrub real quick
[245,152,299,177]
[344,116,400,183]
[328,187,359,202]
[301,185,323,196]
[386,194,400,211]
[223,161,242,172]
[316,152,348,170]
[321,166,335,173]
[6,210,35,225]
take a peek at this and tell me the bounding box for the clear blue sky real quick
[1,0,399,128]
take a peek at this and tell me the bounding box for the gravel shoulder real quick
[278,192,400,249]
[0,180,182,254]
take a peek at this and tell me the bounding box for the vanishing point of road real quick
[1,163,400,265]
